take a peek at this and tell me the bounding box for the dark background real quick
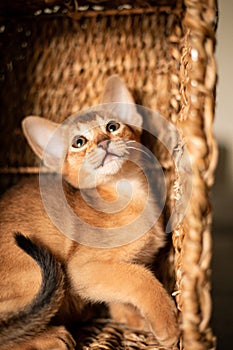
[211,145,233,350]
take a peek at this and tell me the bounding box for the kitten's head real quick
[22,75,143,188]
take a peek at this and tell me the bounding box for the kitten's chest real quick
[71,176,163,261]
[72,177,151,228]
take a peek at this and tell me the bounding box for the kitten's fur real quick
[0,234,70,348]
[0,75,179,349]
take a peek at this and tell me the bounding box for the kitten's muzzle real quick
[97,139,118,167]
[95,139,123,168]
[99,150,121,168]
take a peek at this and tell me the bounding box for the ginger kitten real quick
[0,75,179,349]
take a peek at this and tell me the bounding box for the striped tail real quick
[0,233,65,347]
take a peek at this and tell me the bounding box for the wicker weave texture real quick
[0,1,218,349]
[74,319,169,350]
[173,1,218,349]
[0,11,183,169]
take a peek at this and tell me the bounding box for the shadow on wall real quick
[212,143,233,230]
[211,143,233,349]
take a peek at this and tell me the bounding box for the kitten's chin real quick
[73,158,125,189]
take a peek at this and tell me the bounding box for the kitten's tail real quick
[0,233,65,347]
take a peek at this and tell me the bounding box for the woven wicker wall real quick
[0,1,218,349]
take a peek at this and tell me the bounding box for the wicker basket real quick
[0,1,218,349]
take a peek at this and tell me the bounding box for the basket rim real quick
[0,0,181,21]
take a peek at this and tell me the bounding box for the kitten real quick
[0,75,179,349]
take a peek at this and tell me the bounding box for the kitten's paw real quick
[150,298,180,347]
[16,326,76,350]
[46,326,76,350]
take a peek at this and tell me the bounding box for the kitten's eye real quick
[72,136,87,149]
[106,120,121,133]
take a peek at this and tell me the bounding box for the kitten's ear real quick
[22,116,66,170]
[101,75,143,127]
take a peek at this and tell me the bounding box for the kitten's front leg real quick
[68,260,179,347]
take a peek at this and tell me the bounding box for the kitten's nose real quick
[98,139,110,151]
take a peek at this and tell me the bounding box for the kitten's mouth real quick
[98,152,122,168]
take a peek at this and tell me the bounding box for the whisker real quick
[126,146,152,159]
[125,140,137,144]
